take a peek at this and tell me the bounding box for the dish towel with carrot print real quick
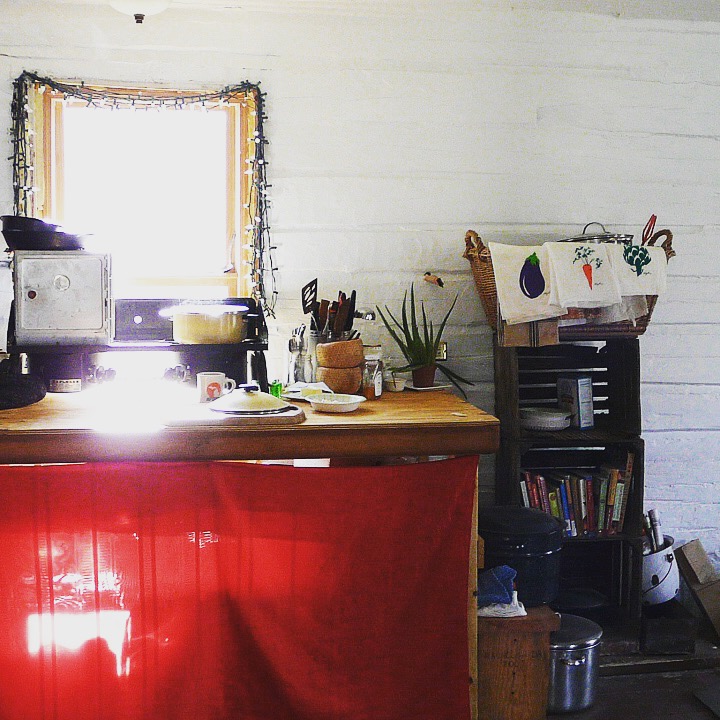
[544,242,622,309]
[488,242,567,325]
[606,243,668,296]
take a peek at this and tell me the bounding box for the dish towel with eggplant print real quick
[488,242,566,325]
[606,243,668,296]
[545,242,622,308]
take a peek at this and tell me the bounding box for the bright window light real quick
[61,106,229,296]
[27,610,131,677]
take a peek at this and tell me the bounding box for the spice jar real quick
[362,358,384,400]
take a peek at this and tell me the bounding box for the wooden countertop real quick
[0,383,500,463]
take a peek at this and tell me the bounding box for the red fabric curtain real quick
[0,456,477,720]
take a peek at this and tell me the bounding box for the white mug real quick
[197,372,236,402]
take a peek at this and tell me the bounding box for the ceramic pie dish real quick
[307,393,366,413]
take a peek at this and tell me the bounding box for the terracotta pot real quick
[411,364,437,388]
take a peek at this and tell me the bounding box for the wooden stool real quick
[477,605,560,720]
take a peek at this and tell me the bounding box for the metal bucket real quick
[548,613,603,714]
[642,535,680,605]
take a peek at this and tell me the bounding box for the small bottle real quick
[362,358,384,400]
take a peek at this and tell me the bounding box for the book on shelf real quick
[604,467,621,535]
[536,474,552,515]
[544,471,577,538]
[548,489,562,523]
[519,474,530,508]
[615,453,634,533]
[610,482,625,533]
[518,450,636,538]
[585,475,596,534]
[594,468,610,535]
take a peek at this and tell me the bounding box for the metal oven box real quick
[13,250,112,345]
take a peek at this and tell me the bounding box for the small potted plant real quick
[376,284,472,396]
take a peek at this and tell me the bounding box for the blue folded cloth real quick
[477,565,516,606]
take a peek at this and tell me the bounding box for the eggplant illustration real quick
[519,252,545,298]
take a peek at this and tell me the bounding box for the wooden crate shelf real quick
[493,337,645,627]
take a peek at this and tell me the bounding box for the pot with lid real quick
[562,222,633,245]
[477,506,564,607]
[548,613,603,713]
[160,300,249,344]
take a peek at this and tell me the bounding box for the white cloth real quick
[545,242,622,309]
[477,590,527,618]
[488,242,566,325]
[606,244,667,296]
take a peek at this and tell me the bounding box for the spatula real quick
[301,278,318,315]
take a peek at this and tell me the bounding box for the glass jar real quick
[362,358,384,400]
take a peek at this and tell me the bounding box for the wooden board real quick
[165,404,306,427]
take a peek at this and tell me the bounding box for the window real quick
[11,72,274,308]
[58,99,234,297]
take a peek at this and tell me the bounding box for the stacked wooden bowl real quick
[315,338,364,393]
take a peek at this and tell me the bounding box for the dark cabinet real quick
[493,338,645,626]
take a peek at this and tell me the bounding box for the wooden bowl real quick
[315,338,364,368]
[316,366,362,394]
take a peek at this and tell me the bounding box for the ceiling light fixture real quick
[109,0,171,23]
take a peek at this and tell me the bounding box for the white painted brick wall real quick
[0,0,718,557]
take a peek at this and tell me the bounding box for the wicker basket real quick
[463,228,675,339]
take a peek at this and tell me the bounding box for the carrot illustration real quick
[573,246,602,290]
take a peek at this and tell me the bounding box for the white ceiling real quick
[23,0,720,21]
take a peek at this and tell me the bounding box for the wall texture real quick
[0,0,718,557]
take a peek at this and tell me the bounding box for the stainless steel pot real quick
[160,301,249,344]
[562,222,633,244]
[548,613,603,714]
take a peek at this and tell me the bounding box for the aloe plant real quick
[376,284,473,396]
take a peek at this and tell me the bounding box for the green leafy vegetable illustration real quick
[623,244,651,276]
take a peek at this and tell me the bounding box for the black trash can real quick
[477,506,563,607]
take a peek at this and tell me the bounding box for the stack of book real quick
[519,452,635,538]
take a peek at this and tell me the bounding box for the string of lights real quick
[10,70,277,316]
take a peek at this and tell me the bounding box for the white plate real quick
[406,383,452,392]
[519,407,571,431]
[308,394,366,413]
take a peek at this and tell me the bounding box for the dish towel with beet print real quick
[488,242,566,325]
[545,241,622,309]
